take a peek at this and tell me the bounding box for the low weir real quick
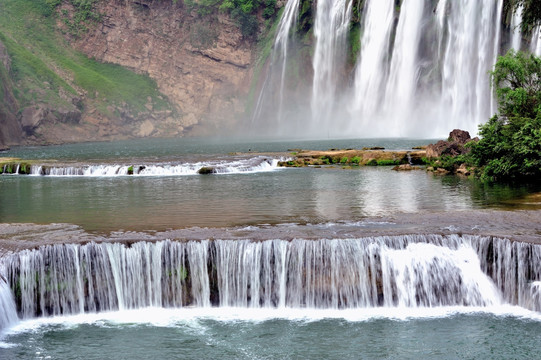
[1,234,540,329]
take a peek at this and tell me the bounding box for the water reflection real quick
[1,167,540,232]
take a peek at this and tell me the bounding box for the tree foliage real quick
[508,0,541,30]
[491,50,541,119]
[469,50,541,181]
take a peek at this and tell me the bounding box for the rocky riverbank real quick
[277,148,426,168]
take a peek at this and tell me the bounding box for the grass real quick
[0,0,172,115]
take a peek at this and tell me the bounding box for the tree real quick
[491,50,541,119]
[468,50,541,181]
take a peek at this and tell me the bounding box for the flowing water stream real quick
[1,138,541,358]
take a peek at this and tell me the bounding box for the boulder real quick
[20,106,50,133]
[448,129,471,144]
[198,166,216,175]
[456,163,471,176]
[426,129,476,158]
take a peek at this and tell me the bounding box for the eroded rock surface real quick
[68,0,254,137]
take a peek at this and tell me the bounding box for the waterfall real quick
[0,277,18,329]
[510,5,523,51]
[532,26,541,56]
[439,0,502,133]
[252,0,524,138]
[350,0,395,124]
[349,0,503,136]
[382,0,426,135]
[25,157,283,177]
[2,235,541,324]
[311,0,352,129]
[252,0,301,128]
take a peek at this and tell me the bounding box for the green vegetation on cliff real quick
[185,0,278,38]
[0,0,173,141]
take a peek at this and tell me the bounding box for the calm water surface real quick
[1,138,539,232]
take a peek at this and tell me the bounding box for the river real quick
[1,137,540,359]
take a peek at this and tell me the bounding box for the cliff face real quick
[68,0,255,137]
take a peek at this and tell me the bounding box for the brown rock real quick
[20,106,50,133]
[426,129,473,158]
[392,164,421,171]
[68,0,254,136]
[456,163,471,176]
[434,168,450,175]
[448,129,471,145]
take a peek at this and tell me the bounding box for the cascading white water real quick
[510,5,523,50]
[27,157,283,177]
[311,0,352,129]
[382,0,425,135]
[348,0,504,137]
[2,234,541,325]
[252,0,301,128]
[0,277,18,329]
[532,26,541,56]
[436,0,502,134]
[251,0,541,138]
[350,0,395,123]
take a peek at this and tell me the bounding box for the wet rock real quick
[434,168,450,175]
[198,166,216,175]
[456,163,471,176]
[392,164,421,171]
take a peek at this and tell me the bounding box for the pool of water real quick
[1,308,541,359]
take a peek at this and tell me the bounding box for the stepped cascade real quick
[0,157,283,177]
[253,0,540,138]
[1,235,540,328]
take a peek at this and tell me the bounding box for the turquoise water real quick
[1,138,539,232]
[1,308,541,359]
[1,137,436,160]
[1,138,541,359]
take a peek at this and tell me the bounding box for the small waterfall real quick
[311,0,352,129]
[510,5,523,50]
[2,235,541,322]
[27,158,282,177]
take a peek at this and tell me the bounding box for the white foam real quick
[29,157,287,177]
[2,304,541,339]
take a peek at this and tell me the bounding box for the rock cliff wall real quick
[68,0,256,137]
